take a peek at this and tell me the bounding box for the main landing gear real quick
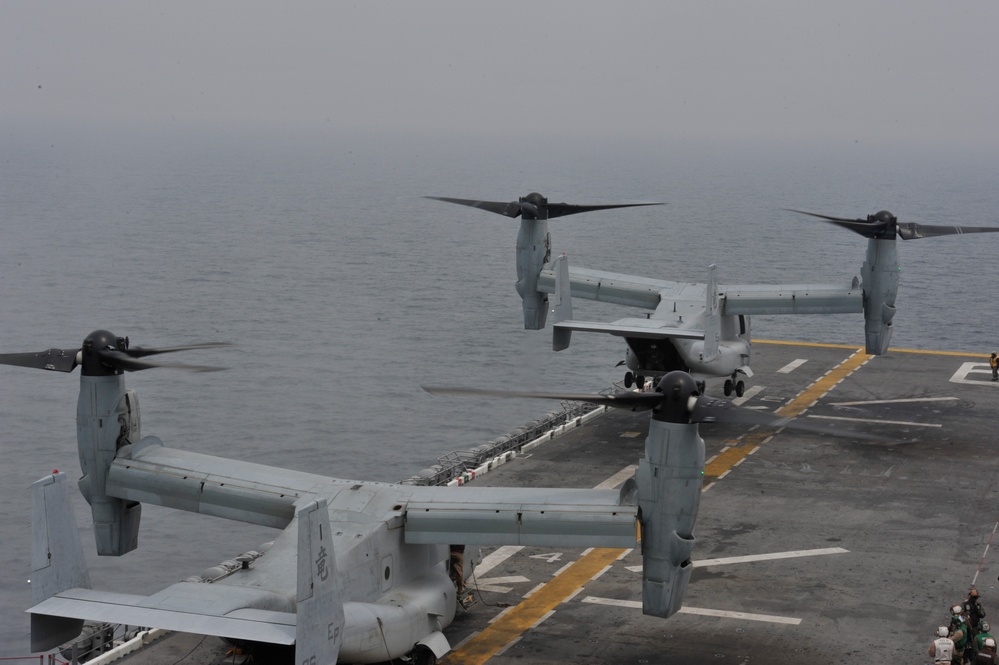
[624,371,646,390]
[723,376,745,397]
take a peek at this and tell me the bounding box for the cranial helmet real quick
[971,588,980,598]
[983,621,991,632]
[986,638,997,649]
[938,626,950,637]
[953,605,964,615]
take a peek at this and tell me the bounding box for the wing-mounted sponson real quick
[425,193,663,330]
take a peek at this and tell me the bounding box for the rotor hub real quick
[81,330,126,376]
[651,371,699,423]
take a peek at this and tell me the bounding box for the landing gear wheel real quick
[735,380,745,397]
[411,645,438,665]
[636,375,645,390]
[724,379,733,396]
[624,372,634,388]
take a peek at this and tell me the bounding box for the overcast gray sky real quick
[3,1,998,148]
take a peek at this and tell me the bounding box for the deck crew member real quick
[932,626,956,665]
[978,623,995,654]
[952,606,971,665]
[990,352,998,381]
[974,637,998,664]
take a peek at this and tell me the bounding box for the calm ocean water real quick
[1,125,997,655]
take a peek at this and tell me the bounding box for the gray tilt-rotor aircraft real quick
[427,195,999,396]
[3,330,864,664]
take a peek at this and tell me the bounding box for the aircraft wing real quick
[536,264,863,317]
[553,318,704,340]
[404,485,637,548]
[721,282,863,315]
[537,266,701,310]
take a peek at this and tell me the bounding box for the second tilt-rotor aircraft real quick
[427,194,999,396]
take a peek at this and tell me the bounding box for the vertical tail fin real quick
[296,498,345,665]
[702,264,720,363]
[30,472,90,652]
[551,253,573,351]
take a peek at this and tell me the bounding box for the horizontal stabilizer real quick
[29,586,297,645]
[553,319,705,341]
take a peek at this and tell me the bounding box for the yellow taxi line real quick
[443,547,626,664]
[704,347,872,479]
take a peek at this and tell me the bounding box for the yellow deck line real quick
[705,348,872,478]
[755,338,988,358]
[446,347,874,664]
[444,547,627,664]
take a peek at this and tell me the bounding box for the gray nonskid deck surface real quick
[122,342,999,664]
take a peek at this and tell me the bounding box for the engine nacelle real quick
[860,238,900,355]
[76,375,142,556]
[515,218,551,330]
[635,418,704,617]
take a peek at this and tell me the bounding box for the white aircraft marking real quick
[951,362,999,386]
[806,414,942,428]
[581,597,802,624]
[776,359,809,374]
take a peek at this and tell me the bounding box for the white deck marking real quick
[471,576,531,593]
[731,384,764,406]
[677,606,802,624]
[474,545,525,578]
[829,397,959,406]
[806,414,942,428]
[951,362,999,386]
[693,547,849,567]
[595,464,639,490]
[581,597,802,624]
[776,358,808,374]
[625,547,849,573]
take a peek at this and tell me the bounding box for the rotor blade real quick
[546,202,664,219]
[424,196,522,218]
[691,395,886,440]
[0,348,80,373]
[783,208,887,237]
[96,349,225,373]
[125,341,235,359]
[421,385,664,411]
[783,208,862,224]
[897,223,999,240]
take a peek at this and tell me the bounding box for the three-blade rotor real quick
[426,192,663,221]
[786,208,999,240]
[0,330,231,375]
